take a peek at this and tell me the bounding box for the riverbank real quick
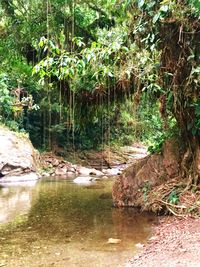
[125,216,200,267]
[40,144,147,178]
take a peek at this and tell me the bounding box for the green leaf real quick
[153,13,160,24]
[91,42,97,48]
[160,5,169,13]
[121,46,129,53]
[86,54,91,62]
[193,0,200,10]
[108,71,114,77]
[112,42,121,51]
[138,0,145,8]
[69,68,75,78]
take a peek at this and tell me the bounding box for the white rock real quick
[55,167,67,176]
[52,159,60,167]
[66,171,75,176]
[89,169,104,176]
[42,172,50,177]
[73,176,95,184]
[103,168,121,176]
[135,243,144,249]
[67,167,76,173]
[77,167,94,176]
[0,126,39,171]
[107,238,121,244]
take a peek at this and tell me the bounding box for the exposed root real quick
[143,177,200,216]
[159,200,187,209]
[165,206,185,217]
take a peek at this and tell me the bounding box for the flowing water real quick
[0,177,156,267]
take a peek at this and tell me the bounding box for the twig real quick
[166,206,185,217]
[159,200,187,209]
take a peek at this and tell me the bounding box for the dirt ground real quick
[125,216,200,267]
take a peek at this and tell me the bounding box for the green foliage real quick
[0,61,41,133]
[168,190,179,205]
[189,0,200,12]
[141,181,151,202]
[147,134,166,154]
[147,118,178,154]
[0,74,13,121]
[1,0,198,152]
[188,100,200,136]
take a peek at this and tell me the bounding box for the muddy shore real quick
[125,216,200,267]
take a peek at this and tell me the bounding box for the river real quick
[0,177,156,267]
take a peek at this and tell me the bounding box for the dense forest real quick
[0,0,174,151]
[1,1,200,200]
[1,2,200,266]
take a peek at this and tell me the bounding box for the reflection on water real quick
[0,178,156,267]
[0,182,37,223]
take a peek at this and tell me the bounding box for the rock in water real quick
[73,176,96,184]
[0,126,40,182]
[77,166,103,176]
[135,243,144,249]
[107,238,121,244]
[102,168,121,176]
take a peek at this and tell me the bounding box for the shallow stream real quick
[0,177,156,267]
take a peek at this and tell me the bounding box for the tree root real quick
[144,177,200,216]
[165,206,186,217]
[159,200,187,209]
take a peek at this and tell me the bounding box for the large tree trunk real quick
[113,19,200,214]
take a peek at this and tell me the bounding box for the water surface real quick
[0,177,156,267]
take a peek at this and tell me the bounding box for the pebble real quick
[107,238,122,244]
[135,243,144,249]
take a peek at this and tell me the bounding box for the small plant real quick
[168,190,179,205]
[141,181,151,202]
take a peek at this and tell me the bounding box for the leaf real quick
[108,71,114,77]
[91,42,97,48]
[138,0,145,8]
[78,60,86,70]
[160,5,169,13]
[121,46,129,53]
[153,13,160,24]
[169,190,179,204]
[86,54,91,62]
[111,42,121,52]
[55,48,61,55]
[191,66,200,74]
[69,68,75,78]
[193,0,200,11]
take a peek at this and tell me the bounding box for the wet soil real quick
[126,216,200,267]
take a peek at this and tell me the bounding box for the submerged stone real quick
[107,238,122,244]
[73,176,96,184]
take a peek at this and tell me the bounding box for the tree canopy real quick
[1,0,200,161]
